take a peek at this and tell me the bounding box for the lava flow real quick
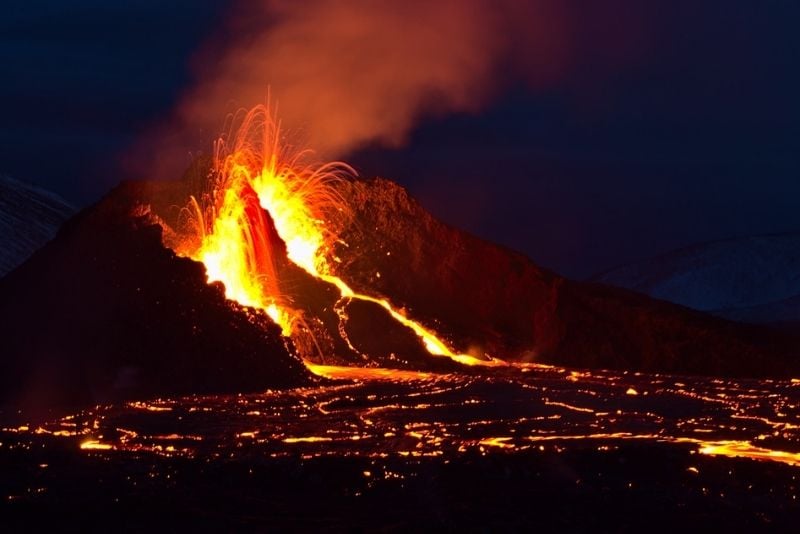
[126,103,800,473]
[18,364,800,471]
[166,103,502,370]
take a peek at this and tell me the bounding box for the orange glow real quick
[170,103,506,368]
[305,362,439,381]
[283,436,333,443]
[479,437,515,449]
[694,440,800,467]
[79,440,113,451]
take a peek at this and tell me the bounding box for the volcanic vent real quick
[151,104,500,375]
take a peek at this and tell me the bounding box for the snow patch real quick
[0,174,74,276]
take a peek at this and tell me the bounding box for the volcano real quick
[1,109,799,416]
[3,108,800,531]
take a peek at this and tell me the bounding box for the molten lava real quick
[169,103,502,369]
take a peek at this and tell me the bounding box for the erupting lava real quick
[171,104,352,336]
[169,103,502,369]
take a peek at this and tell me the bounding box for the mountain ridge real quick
[593,233,800,324]
[0,174,75,277]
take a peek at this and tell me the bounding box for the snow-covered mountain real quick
[0,175,74,277]
[594,234,800,324]
[715,294,800,326]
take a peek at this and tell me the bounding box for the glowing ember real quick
[169,103,503,368]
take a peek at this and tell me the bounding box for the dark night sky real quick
[2,1,799,278]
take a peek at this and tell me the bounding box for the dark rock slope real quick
[0,180,310,417]
[336,178,800,378]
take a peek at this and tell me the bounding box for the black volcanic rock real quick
[335,178,800,377]
[0,175,74,277]
[554,280,797,376]
[336,178,564,360]
[0,181,310,417]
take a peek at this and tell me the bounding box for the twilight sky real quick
[1,1,799,278]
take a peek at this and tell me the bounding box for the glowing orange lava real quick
[173,103,503,368]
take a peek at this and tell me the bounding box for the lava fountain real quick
[166,103,504,370]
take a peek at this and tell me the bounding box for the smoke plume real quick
[132,0,647,179]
